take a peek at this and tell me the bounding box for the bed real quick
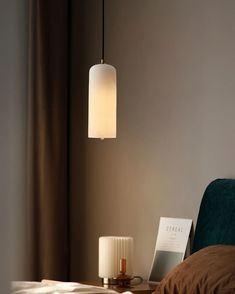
[155,178,235,294]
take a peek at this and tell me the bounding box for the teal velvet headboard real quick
[192,179,235,253]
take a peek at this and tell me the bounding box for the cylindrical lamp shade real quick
[99,236,133,279]
[88,63,117,139]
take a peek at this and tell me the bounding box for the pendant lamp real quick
[88,0,117,139]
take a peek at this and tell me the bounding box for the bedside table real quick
[80,280,156,294]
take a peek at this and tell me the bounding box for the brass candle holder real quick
[116,258,132,287]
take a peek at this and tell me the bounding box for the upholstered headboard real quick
[192,179,235,253]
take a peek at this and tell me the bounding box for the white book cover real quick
[148,217,192,283]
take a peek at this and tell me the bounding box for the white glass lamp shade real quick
[88,63,117,139]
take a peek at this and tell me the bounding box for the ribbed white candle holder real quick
[99,236,133,283]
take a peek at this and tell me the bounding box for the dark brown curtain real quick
[27,0,69,281]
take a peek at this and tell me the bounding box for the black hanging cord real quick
[67,0,71,282]
[101,0,105,63]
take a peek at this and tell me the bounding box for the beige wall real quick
[71,0,235,280]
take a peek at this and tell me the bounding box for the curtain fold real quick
[27,0,69,281]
